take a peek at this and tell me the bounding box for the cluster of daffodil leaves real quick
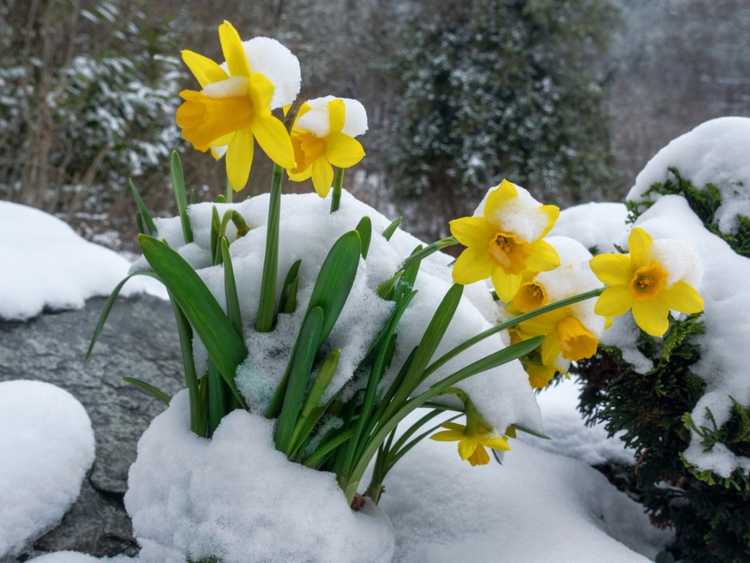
[89,20,705,510]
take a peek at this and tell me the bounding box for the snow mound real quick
[125,391,395,563]
[519,377,634,466]
[551,202,629,254]
[297,95,368,138]
[631,196,750,477]
[134,191,542,436]
[0,380,95,558]
[383,411,671,563]
[0,201,165,321]
[628,116,750,234]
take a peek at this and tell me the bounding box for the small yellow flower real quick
[522,358,557,390]
[450,180,560,302]
[590,227,704,337]
[176,20,297,191]
[431,421,511,466]
[288,96,367,197]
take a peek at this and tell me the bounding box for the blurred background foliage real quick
[1,0,749,248]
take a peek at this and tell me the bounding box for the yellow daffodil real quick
[288,96,368,197]
[450,180,560,302]
[590,227,704,337]
[431,421,511,466]
[176,21,300,191]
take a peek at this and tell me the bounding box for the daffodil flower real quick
[590,227,704,337]
[431,421,511,466]
[450,180,560,302]
[288,96,368,197]
[176,21,300,191]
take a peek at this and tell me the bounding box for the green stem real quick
[225,178,233,203]
[423,287,604,379]
[256,164,284,332]
[401,236,457,270]
[330,167,344,213]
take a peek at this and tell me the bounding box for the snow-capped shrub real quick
[572,118,750,562]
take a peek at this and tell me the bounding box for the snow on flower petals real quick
[288,96,368,197]
[430,421,511,466]
[450,179,560,302]
[176,20,298,191]
[590,227,704,337]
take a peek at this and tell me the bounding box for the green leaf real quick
[86,271,158,361]
[303,427,355,469]
[300,348,340,421]
[138,235,247,399]
[275,306,325,452]
[210,206,221,265]
[172,302,205,436]
[382,217,401,241]
[207,361,227,436]
[221,237,243,337]
[279,259,302,315]
[170,150,193,243]
[355,216,372,259]
[123,376,171,405]
[128,179,157,236]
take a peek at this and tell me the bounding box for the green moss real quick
[627,167,750,257]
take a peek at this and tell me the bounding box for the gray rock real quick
[0,295,183,560]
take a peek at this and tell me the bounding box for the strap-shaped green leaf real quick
[128,179,157,236]
[170,150,193,243]
[123,376,171,405]
[279,259,302,315]
[138,235,247,388]
[355,216,372,259]
[221,237,243,337]
[382,217,402,241]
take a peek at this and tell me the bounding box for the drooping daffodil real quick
[450,180,560,302]
[508,237,605,389]
[590,227,704,337]
[176,21,301,191]
[287,96,368,197]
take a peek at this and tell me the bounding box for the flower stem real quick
[402,236,458,269]
[225,178,233,203]
[330,167,344,213]
[255,164,284,332]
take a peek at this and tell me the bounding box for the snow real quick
[0,201,166,321]
[296,95,368,138]
[0,380,95,558]
[628,116,750,234]
[383,410,670,563]
[243,37,301,109]
[474,182,552,243]
[133,191,543,436]
[124,391,395,563]
[630,195,750,477]
[519,377,635,466]
[550,202,629,253]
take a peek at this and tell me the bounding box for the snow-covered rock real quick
[133,191,543,437]
[0,381,95,558]
[125,391,395,563]
[628,116,750,234]
[0,201,165,321]
[550,202,629,254]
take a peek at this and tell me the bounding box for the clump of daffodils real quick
[591,227,704,336]
[450,179,560,302]
[288,96,368,197]
[176,21,301,190]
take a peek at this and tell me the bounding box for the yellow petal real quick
[176,90,253,151]
[430,430,464,442]
[525,361,557,389]
[482,435,511,451]
[541,333,561,366]
[449,216,494,249]
[251,114,295,169]
[288,165,312,182]
[595,286,633,317]
[225,129,254,191]
[663,281,704,314]
[452,247,494,285]
[181,50,228,87]
[468,446,491,466]
[218,20,251,77]
[325,134,365,168]
[525,239,560,272]
[248,72,275,115]
[483,179,518,221]
[491,269,522,302]
[441,422,466,432]
[632,299,670,337]
[628,227,653,269]
[458,438,479,460]
[328,98,346,134]
[311,159,334,197]
[590,253,632,286]
[540,204,560,237]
